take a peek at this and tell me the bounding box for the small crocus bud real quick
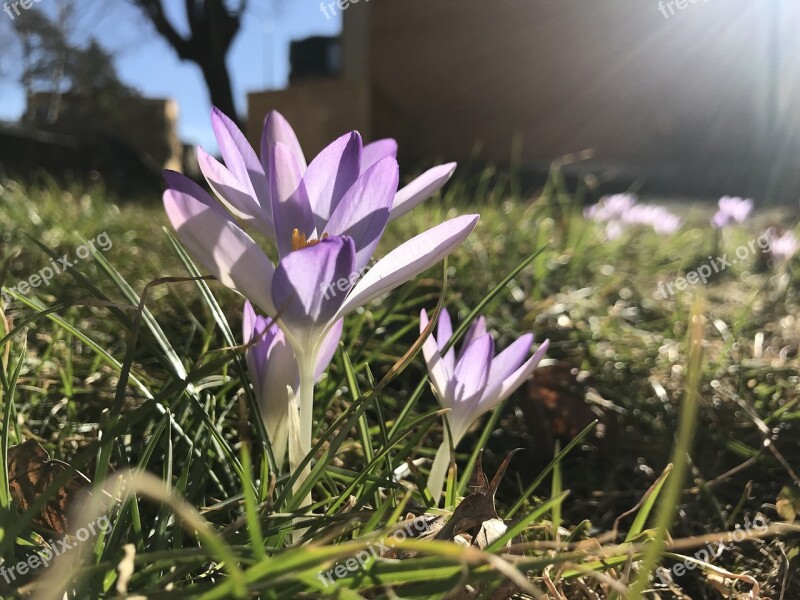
[243,301,298,471]
[243,302,345,472]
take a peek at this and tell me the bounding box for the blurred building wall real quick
[249,0,800,199]
[0,94,180,194]
[248,80,371,157]
[247,28,403,160]
[247,78,402,160]
[25,93,182,172]
[365,0,800,199]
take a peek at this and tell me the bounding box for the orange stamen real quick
[291,229,329,251]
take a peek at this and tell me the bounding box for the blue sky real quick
[0,0,341,150]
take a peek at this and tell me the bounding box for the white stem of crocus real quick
[427,417,468,505]
[289,352,316,509]
[427,442,452,506]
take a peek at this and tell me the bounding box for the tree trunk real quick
[200,54,239,126]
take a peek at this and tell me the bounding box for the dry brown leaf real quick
[7,440,94,536]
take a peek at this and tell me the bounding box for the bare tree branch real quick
[130,0,247,124]
[133,0,192,59]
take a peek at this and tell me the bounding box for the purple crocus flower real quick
[622,204,682,235]
[605,221,625,240]
[769,229,799,262]
[420,308,549,502]
[243,301,343,470]
[585,194,681,237]
[584,193,637,222]
[711,196,753,228]
[164,109,478,488]
[195,108,457,241]
[651,209,683,235]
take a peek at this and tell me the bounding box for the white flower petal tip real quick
[389,162,458,222]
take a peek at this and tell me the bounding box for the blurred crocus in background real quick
[420,308,549,503]
[767,228,800,263]
[584,193,682,239]
[583,193,637,223]
[621,204,683,236]
[164,108,478,497]
[711,196,754,228]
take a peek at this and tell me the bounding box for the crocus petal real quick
[243,301,270,390]
[389,162,457,222]
[259,327,299,471]
[420,309,450,403]
[261,110,306,174]
[323,156,398,270]
[435,307,455,375]
[211,107,270,210]
[271,142,315,259]
[335,214,479,320]
[445,333,494,444]
[197,147,274,237]
[271,237,356,354]
[164,188,276,315]
[243,300,258,345]
[436,307,453,346]
[479,339,550,416]
[449,333,493,408]
[481,333,534,403]
[304,131,363,231]
[315,318,343,381]
[361,138,398,172]
[163,170,229,217]
[458,316,488,359]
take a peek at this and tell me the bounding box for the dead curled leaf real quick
[385,451,520,560]
[6,440,95,536]
[434,449,521,542]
